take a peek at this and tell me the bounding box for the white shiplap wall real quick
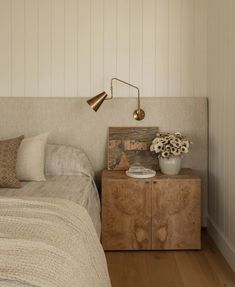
[207,0,235,271]
[0,0,207,98]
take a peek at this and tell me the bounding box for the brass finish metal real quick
[87,77,145,120]
[87,92,108,112]
[133,108,145,121]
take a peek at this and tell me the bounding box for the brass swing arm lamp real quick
[87,77,145,121]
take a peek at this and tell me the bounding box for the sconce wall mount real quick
[87,78,145,121]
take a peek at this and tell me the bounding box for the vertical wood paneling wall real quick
[207,0,235,271]
[0,0,207,98]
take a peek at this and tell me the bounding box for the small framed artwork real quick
[108,126,159,170]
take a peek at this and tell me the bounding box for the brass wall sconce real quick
[87,78,145,121]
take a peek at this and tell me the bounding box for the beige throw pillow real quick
[16,133,49,181]
[0,135,24,188]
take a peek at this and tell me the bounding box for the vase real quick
[159,156,182,175]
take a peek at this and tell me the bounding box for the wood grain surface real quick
[102,176,152,250]
[108,127,159,170]
[152,179,201,249]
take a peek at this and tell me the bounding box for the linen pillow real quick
[45,144,95,178]
[16,133,49,181]
[0,135,24,188]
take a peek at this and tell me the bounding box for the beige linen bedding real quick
[0,197,111,287]
[0,175,101,236]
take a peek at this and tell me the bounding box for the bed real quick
[0,175,101,236]
[0,144,111,287]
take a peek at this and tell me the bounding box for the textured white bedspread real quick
[0,175,101,236]
[0,198,111,287]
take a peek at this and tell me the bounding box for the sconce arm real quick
[109,78,141,110]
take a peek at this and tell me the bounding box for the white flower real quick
[182,140,190,148]
[160,145,166,151]
[171,139,182,148]
[152,138,161,145]
[171,147,176,153]
[162,151,170,158]
[160,138,168,144]
[175,138,181,143]
[169,135,175,140]
[150,144,155,152]
[153,142,164,153]
[181,146,189,153]
[175,132,181,137]
[165,145,171,151]
[176,142,182,148]
[164,136,171,141]
[172,148,181,156]
[170,140,177,147]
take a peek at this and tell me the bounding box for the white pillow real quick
[16,133,49,181]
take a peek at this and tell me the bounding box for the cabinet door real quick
[102,179,151,250]
[152,180,201,250]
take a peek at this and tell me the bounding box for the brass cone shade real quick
[87,92,108,112]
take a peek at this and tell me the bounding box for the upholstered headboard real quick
[0,97,208,224]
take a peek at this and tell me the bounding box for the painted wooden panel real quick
[38,0,51,97]
[78,0,91,97]
[116,0,130,97]
[181,0,194,97]
[12,0,25,97]
[207,0,235,270]
[25,0,38,98]
[91,0,104,97]
[194,0,207,97]
[52,0,65,97]
[155,0,169,97]
[130,0,143,98]
[103,0,117,95]
[108,127,159,171]
[142,0,155,97]
[0,0,11,97]
[0,0,207,99]
[215,2,226,230]
[227,0,235,246]
[169,0,181,97]
[65,0,78,97]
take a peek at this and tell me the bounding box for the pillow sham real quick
[45,144,95,178]
[16,133,49,181]
[0,135,24,188]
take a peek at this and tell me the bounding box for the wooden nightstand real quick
[101,169,201,251]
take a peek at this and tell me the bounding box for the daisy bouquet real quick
[150,132,192,159]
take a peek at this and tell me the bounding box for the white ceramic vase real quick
[159,156,182,175]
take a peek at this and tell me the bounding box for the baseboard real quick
[208,216,235,272]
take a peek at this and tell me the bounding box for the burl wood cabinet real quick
[102,169,201,250]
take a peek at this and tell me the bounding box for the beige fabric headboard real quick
[0,97,208,225]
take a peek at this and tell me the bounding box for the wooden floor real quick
[105,230,235,287]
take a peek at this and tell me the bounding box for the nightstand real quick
[101,169,201,251]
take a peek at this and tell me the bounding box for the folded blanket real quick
[0,198,111,287]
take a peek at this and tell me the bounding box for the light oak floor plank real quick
[202,232,235,287]
[105,230,235,287]
[145,251,185,287]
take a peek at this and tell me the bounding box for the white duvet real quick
[0,197,111,287]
